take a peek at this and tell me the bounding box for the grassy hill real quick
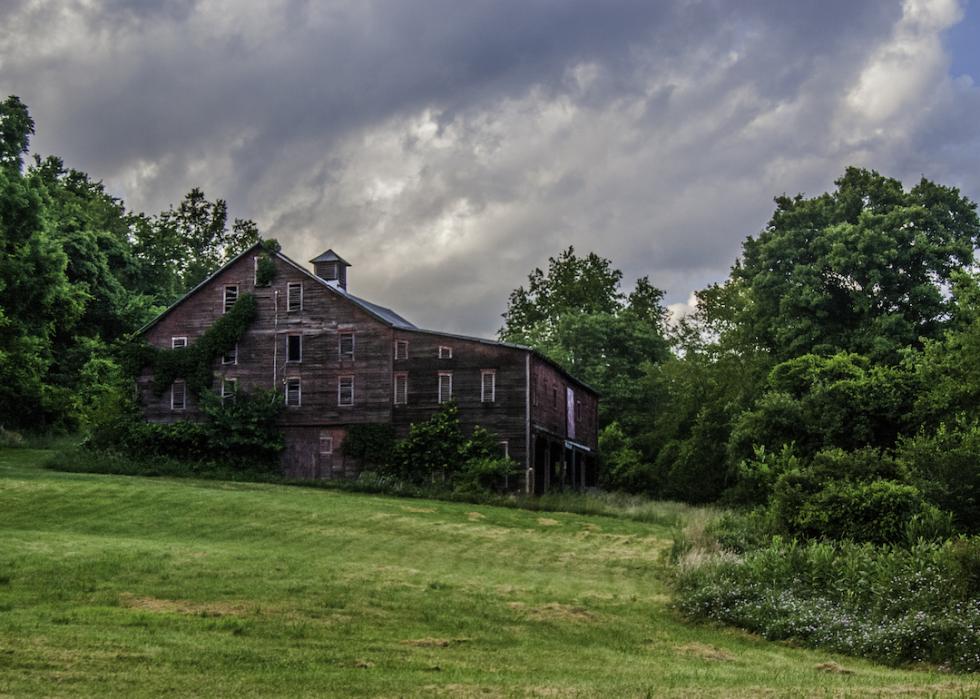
[0,449,976,697]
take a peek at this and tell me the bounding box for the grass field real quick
[1,448,977,697]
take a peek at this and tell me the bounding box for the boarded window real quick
[222,343,238,365]
[285,377,301,407]
[393,373,407,405]
[338,375,354,406]
[171,380,186,411]
[394,340,408,360]
[287,334,302,362]
[481,370,496,403]
[221,378,237,403]
[171,337,187,349]
[438,372,453,404]
[224,285,238,313]
[319,432,333,455]
[287,282,303,312]
[339,332,355,360]
[438,345,452,359]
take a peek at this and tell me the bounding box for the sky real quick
[2,0,980,337]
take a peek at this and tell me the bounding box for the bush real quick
[599,421,655,493]
[676,537,980,671]
[452,457,520,495]
[342,424,396,469]
[899,420,980,534]
[0,427,25,448]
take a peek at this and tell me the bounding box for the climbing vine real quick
[123,292,259,397]
[255,238,281,287]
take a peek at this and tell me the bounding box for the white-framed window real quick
[438,345,453,359]
[338,375,354,406]
[222,343,238,365]
[319,431,333,455]
[393,372,408,405]
[285,377,301,407]
[286,334,302,363]
[481,370,496,403]
[499,440,509,459]
[221,378,237,404]
[287,282,303,313]
[223,285,238,313]
[171,336,188,349]
[339,332,355,360]
[438,372,453,404]
[171,380,186,411]
[394,340,408,360]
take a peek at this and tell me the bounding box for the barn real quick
[136,242,599,493]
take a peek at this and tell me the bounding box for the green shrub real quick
[899,420,980,534]
[342,424,396,469]
[452,457,520,495]
[599,421,655,493]
[676,538,980,671]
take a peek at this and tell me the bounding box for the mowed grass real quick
[0,449,977,698]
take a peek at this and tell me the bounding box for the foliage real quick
[342,423,396,469]
[899,420,980,534]
[138,292,258,397]
[452,456,520,495]
[676,537,980,671]
[386,403,506,491]
[598,421,654,493]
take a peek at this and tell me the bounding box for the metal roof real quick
[309,249,351,266]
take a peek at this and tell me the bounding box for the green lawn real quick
[0,449,976,697]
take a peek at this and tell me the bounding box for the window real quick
[499,441,509,459]
[394,340,408,360]
[287,334,302,363]
[171,336,188,349]
[221,378,237,404]
[222,343,238,365]
[287,282,303,312]
[393,372,408,405]
[438,372,453,404]
[224,285,238,313]
[339,332,355,360]
[338,375,354,406]
[552,384,558,407]
[481,370,496,403]
[171,380,186,411]
[285,377,301,407]
[319,431,333,455]
[438,345,453,359]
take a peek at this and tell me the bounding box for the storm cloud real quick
[3,0,978,335]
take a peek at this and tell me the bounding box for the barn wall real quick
[530,357,598,450]
[391,330,529,468]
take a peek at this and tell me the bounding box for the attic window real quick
[393,372,407,405]
[438,372,453,404]
[339,332,355,360]
[224,285,238,313]
[438,346,452,359]
[481,370,496,403]
[394,340,408,360]
[171,337,187,349]
[285,377,301,407]
[287,334,302,363]
[287,282,303,312]
[222,344,238,365]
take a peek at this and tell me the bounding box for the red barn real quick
[137,242,598,492]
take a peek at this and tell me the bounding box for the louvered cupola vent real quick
[309,249,351,290]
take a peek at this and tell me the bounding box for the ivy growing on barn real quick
[255,238,281,287]
[124,292,259,397]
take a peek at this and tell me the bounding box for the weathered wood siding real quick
[139,251,394,475]
[391,330,528,468]
[529,357,598,450]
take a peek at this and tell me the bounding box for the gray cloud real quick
[2,0,978,336]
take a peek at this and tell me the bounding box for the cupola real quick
[309,249,351,290]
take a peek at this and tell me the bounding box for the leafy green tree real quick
[732,167,979,362]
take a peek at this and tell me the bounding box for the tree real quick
[500,247,670,427]
[732,167,980,362]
